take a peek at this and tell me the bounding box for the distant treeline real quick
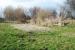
[0,1,75,26]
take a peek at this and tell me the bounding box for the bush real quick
[0,18,5,23]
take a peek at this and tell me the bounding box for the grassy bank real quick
[0,23,75,50]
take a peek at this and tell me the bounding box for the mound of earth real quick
[11,24,50,32]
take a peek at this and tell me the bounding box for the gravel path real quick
[11,24,50,32]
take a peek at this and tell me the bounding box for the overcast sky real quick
[0,0,66,9]
[0,0,66,17]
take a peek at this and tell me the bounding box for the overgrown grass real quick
[0,23,75,50]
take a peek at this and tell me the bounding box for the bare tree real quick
[4,6,15,21]
[36,9,57,26]
[67,0,75,10]
[29,7,40,24]
[15,7,31,23]
[66,0,75,19]
[30,7,57,26]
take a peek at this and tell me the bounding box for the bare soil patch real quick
[11,24,50,32]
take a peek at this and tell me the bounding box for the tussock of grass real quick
[0,23,75,50]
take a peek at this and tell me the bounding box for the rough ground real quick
[11,24,50,32]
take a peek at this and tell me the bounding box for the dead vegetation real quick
[3,6,74,27]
